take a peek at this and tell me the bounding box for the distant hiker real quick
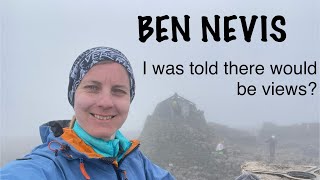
[0,47,175,180]
[265,135,277,162]
[216,141,225,154]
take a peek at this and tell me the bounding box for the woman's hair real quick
[69,115,76,128]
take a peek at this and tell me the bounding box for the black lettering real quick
[156,15,169,42]
[285,85,298,95]
[172,15,191,42]
[299,85,307,95]
[261,15,267,42]
[270,15,286,42]
[262,84,272,95]
[275,85,285,95]
[138,16,154,43]
[143,61,147,74]
[240,16,258,42]
[237,82,256,95]
[166,65,175,75]
[152,65,165,74]
[224,15,237,42]
[176,65,184,75]
[270,64,283,75]
[202,15,221,42]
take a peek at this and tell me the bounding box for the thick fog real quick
[1,0,319,166]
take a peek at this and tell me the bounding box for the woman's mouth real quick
[90,113,115,120]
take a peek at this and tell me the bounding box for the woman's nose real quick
[96,92,114,109]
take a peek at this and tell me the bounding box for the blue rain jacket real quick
[0,120,175,180]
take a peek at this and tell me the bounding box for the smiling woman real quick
[73,62,131,141]
[0,47,175,180]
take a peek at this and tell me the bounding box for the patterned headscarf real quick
[68,47,135,107]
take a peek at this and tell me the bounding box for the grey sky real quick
[1,0,319,140]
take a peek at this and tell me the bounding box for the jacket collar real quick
[39,120,140,162]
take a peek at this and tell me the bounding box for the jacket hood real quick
[39,120,71,143]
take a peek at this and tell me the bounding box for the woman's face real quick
[74,62,130,140]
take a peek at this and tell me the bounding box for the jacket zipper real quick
[112,144,140,180]
[79,158,91,180]
[118,144,140,165]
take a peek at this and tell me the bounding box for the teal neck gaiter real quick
[73,121,131,161]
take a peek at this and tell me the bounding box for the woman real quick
[0,47,175,180]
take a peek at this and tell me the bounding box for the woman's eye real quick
[113,88,127,95]
[85,85,98,91]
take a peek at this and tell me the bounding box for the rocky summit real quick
[139,93,319,180]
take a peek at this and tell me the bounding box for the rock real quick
[138,93,319,180]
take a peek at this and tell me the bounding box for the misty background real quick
[1,0,319,166]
